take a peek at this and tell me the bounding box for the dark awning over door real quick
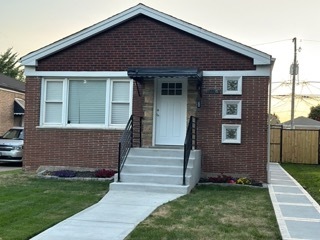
[14,98,25,115]
[127,67,203,98]
[127,67,202,81]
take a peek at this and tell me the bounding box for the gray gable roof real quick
[0,73,25,92]
[282,116,320,126]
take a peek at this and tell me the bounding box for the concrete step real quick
[110,182,190,194]
[111,148,201,194]
[125,155,195,167]
[119,172,191,185]
[129,148,184,158]
[122,164,192,175]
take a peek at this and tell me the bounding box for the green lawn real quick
[0,170,108,240]
[126,185,281,240]
[281,163,320,204]
[0,170,282,240]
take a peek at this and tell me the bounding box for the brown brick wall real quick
[198,77,269,182]
[23,77,126,171]
[25,15,269,182]
[37,15,255,72]
[0,89,25,135]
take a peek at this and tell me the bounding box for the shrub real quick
[94,169,116,178]
[53,170,76,178]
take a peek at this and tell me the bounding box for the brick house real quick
[21,4,273,189]
[0,73,25,135]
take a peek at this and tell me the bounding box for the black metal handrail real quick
[183,116,198,185]
[118,115,142,182]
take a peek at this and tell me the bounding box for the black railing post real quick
[139,117,142,147]
[130,117,133,147]
[183,144,187,185]
[117,115,143,183]
[183,116,198,185]
[118,142,121,182]
[194,117,198,149]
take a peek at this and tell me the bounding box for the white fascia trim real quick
[24,67,128,78]
[25,66,270,78]
[0,87,25,94]
[203,65,271,77]
[21,4,271,67]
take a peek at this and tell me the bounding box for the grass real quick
[281,163,320,204]
[126,185,281,240]
[0,170,283,240]
[0,170,109,240]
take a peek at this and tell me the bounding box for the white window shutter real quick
[111,82,130,124]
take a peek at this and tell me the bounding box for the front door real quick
[155,79,187,145]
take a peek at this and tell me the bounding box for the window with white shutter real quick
[111,81,130,124]
[41,78,132,128]
[44,80,64,124]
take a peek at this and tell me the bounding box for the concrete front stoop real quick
[110,148,201,194]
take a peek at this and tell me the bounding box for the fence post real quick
[280,126,283,163]
[318,130,320,165]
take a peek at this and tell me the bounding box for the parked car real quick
[0,127,24,162]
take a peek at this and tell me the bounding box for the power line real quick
[302,39,320,44]
[251,39,292,47]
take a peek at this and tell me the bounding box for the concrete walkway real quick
[268,163,320,240]
[31,163,320,239]
[31,191,183,240]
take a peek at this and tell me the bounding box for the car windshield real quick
[2,129,24,140]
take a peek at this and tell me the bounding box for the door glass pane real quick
[161,82,183,96]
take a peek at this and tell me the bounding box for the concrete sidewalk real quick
[268,163,320,240]
[31,191,183,240]
[31,163,320,239]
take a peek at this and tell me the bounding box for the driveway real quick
[0,161,22,172]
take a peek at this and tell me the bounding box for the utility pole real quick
[290,37,297,129]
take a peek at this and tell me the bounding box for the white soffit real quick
[21,4,271,67]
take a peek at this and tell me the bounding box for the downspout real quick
[267,58,276,184]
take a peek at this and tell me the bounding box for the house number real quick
[206,89,222,94]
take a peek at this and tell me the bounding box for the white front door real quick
[155,79,187,145]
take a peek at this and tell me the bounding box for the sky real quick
[1,0,320,122]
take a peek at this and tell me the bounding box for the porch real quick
[110,115,201,194]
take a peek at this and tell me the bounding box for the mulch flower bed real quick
[38,169,116,181]
[199,174,263,187]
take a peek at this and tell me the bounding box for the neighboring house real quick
[21,4,273,184]
[0,73,25,135]
[281,116,320,129]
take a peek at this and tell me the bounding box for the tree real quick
[269,113,280,125]
[0,48,24,81]
[308,105,320,121]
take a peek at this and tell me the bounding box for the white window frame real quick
[222,100,242,119]
[40,78,67,126]
[40,78,133,129]
[109,79,133,126]
[223,76,242,95]
[222,124,241,144]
